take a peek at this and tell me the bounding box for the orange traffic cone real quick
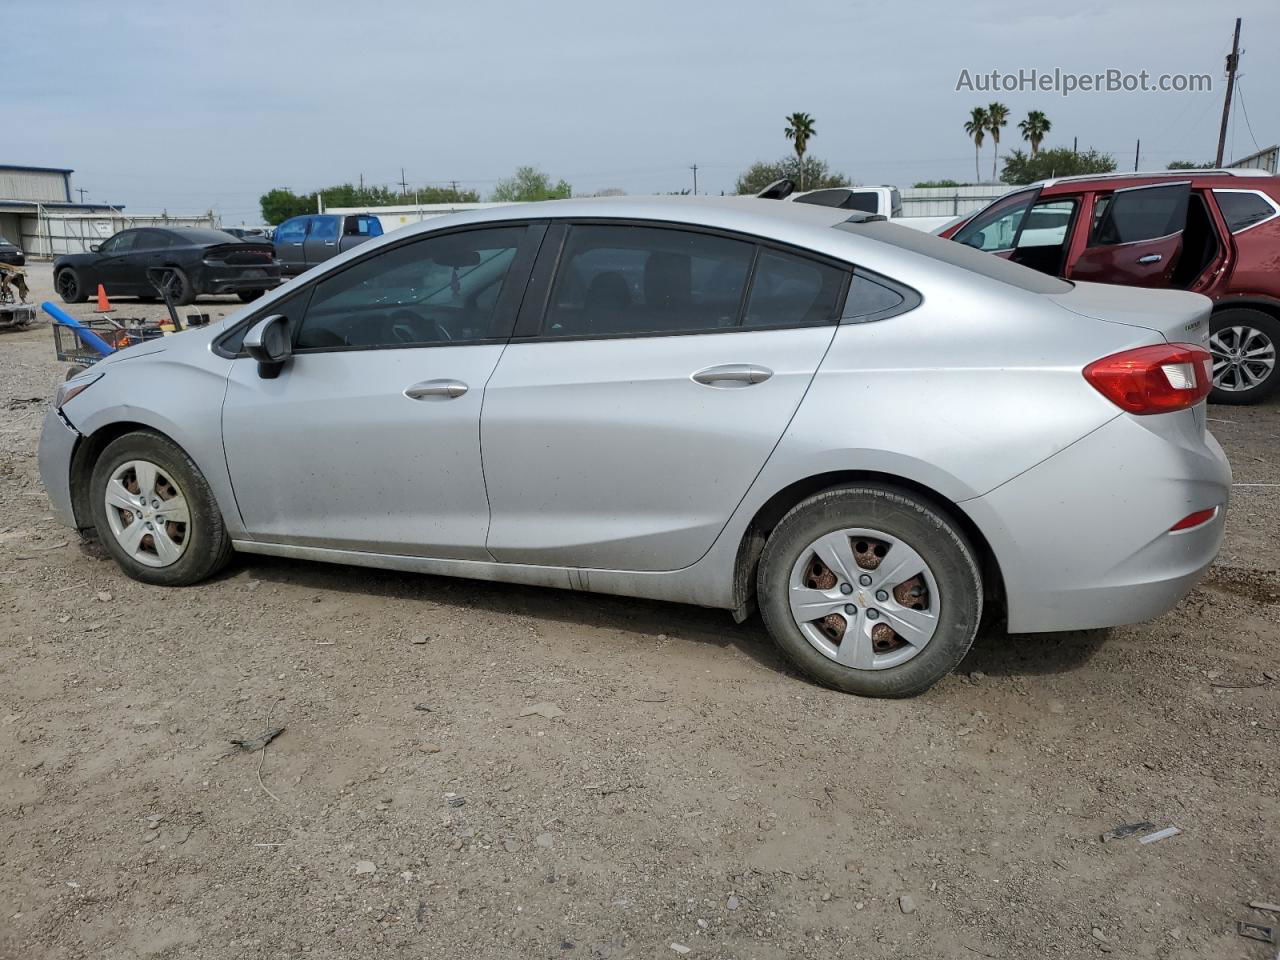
[95,284,112,312]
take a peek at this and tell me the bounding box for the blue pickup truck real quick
[273,213,384,277]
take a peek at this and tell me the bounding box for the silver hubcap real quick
[103,460,191,568]
[788,527,940,670]
[1209,325,1276,393]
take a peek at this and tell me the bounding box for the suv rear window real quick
[835,219,1073,294]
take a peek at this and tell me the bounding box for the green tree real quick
[259,183,480,224]
[913,179,965,188]
[490,166,571,202]
[783,112,817,189]
[986,102,1010,180]
[963,107,989,183]
[1001,147,1116,185]
[1167,159,1214,170]
[259,188,314,225]
[734,156,850,195]
[1017,110,1052,157]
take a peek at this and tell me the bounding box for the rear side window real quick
[310,217,339,242]
[543,225,754,337]
[842,271,909,321]
[743,250,846,328]
[1213,190,1279,233]
[837,219,1073,294]
[1090,184,1188,245]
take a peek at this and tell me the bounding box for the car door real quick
[950,188,1041,259]
[481,222,845,571]
[221,222,542,558]
[128,229,172,294]
[339,215,383,254]
[1068,182,1190,287]
[274,217,309,274]
[94,230,141,293]
[304,215,340,267]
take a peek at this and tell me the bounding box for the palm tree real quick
[1018,110,1052,157]
[784,112,817,189]
[986,102,1010,180]
[964,107,989,182]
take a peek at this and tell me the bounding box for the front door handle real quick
[1137,254,1163,264]
[404,379,468,400]
[691,363,774,388]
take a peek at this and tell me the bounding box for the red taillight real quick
[1083,343,1213,415]
[1170,507,1218,532]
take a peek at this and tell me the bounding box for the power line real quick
[1234,79,1262,153]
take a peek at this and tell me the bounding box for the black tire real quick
[56,268,87,304]
[757,485,983,698]
[1208,308,1280,405]
[164,268,195,307]
[237,289,264,303]
[88,430,234,586]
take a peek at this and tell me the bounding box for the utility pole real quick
[1215,17,1242,168]
[449,180,460,196]
[398,167,409,197]
[359,172,364,192]
[75,188,88,203]
[690,163,698,195]
[1072,136,1077,155]
[1134,139,1141,172]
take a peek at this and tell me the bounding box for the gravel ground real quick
[2,265,1278,959]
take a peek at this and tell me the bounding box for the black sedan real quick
[0,235,24,267]
[53,227,282,306]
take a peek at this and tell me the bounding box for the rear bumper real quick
[962,412,1231,633]
[198,265,283,294]
[38,407,80,530]
[0,252,24,266]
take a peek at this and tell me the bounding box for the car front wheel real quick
[56,268,87,304]
[757,485,983,698]
[1209,308,1279,404]
[89,431,234,586]
[237,289,264,303]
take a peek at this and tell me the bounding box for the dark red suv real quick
[941,170,1280,404]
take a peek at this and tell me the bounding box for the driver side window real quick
[954,193,1036,252]
[295,226,527,351]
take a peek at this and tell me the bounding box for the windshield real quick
[836,219,1073,294]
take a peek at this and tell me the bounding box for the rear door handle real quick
[691,363,774,387]
[404,379,468,400]
[1137,254,1163,264]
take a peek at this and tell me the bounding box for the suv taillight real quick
[1083,343,1213,415]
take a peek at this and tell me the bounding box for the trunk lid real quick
[1048,280,1211,348]
[203,242,275,266]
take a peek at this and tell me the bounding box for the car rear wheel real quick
[1209,308,1279,405]
[56,268,87,304]
[757,485,983,698]
[237,289,265,303]
[160,268,195,307]
[89,431,234,586]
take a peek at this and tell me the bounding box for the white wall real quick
[21,213,217,257]
[326,202,511,234]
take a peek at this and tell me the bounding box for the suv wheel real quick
[1209,308,1279,404]
[757,485,983,698]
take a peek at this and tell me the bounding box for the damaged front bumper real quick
[38,406,80,529]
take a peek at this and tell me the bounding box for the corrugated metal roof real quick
[0,164,74,174]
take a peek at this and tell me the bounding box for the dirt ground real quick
[2,264,1278,960]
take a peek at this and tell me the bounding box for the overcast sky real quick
[14,0,1279,225]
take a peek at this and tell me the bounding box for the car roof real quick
[1036,169,1279,193]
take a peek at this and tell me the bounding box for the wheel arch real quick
[730,470,1007,625]
[68,421,190,535]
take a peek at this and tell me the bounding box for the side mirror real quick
[90,243,101,253]
[243,314,292,379]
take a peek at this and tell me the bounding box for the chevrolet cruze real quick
[39,198,1231,697]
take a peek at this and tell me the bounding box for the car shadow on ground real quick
[231,554,1109,685]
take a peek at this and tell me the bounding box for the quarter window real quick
[542,225,754,337]
[294,226,525,350]
[743,250,846,328]
[842,271,907,320]
[1213,190,1279,233]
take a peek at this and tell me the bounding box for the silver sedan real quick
[39,197,1231,697]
